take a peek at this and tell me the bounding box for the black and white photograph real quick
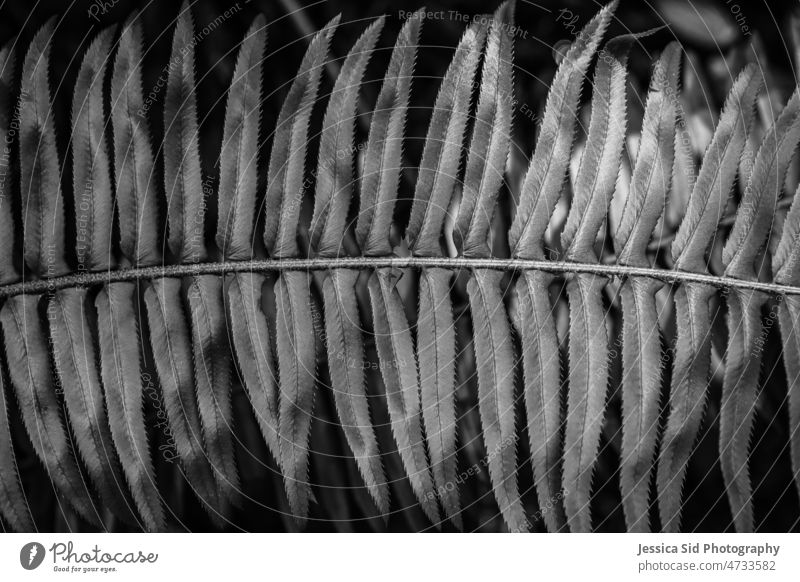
[0,0,798,578]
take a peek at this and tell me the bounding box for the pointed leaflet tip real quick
[496,0,517,22]
[216,15,267,260]
[112,13,163,266]
[672,63,761,272]
[309,16,386,257]
[0,42,17,285]
[614,41,682,267]
[20,17,68,277]
[509,2,614,259]
[264,13,341,258]
[407,18,488,256]
[71,25,117,271]
[454,0,515,258]
[164,0,205,263]
[723,84,800,279]
[560,29,664,262]
[175,0,196,44]
[368,268,441,524]
[356,12,421,255]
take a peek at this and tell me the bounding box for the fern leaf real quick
[724,86,800,280]
[164,1,205,263]
[509,1,616,259]
[216,16,266,261]
[718,288,765,532]
[143,278,222,521]
[773,155,800,503]
[356,13,421,256]
[49,288,137,525]
[672,64,762,272]
[275,271,316,525]
[406,20,486,256]
[322,269,389,514]
[0,353,34,531]
[0,295,101,525]
[667,104,696,230]
[714,84,800,532]
[656,63,762,533]
[657,283,715,531]
[776,180,800,284]
[71,26,116,271]
[368,268,440,524]
[2,0,799,534]
[561,33,638,261]
[417,267,462,529]
[265,15,340,258]
[615,42,681,267]
[467,269,527,532]
[613,43,680,532]
[227,272,280,462]
[513,270,566,531]
[96,282,165,531]
[777,295,800,501]
[110,15,161,266]
[454,1,515,258]
[737,61,763,201]
[563,273,609,532]
[20,19,68,277]
[188,275,240,509]
[310,17,385,257]
[0,43,18,285]
[618,277,663,532]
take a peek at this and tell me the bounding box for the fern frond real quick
[96,282,165,532]
[561,32,639,261]
[323,268,389,515]
[265,15,340,258]
[418,267,462,529]
[356,13,421,256]
[513,270,565,532]
[454,1,515,258]
[615,42,681,533]
[1,294,101,525]
[368,268,440,524]
[406,19,486,256]
[144,278,222,522]
[657,63,762,533]
[777,295,800,502]
[275,271,316,525]
[310,17,385,257]
[227,272,281,463]
[0,43,18,285]
[20,19,67,277]
[111,15,161,267]
[563,272,608,532]
[468,269,527,532]
[509,1,616,260]
[50,287,137,525]
[164,2,205,263]
[0,349,34,531]
[719,85,800,532]
[216,16,266,261]
[188,275,240,511]
[1,1,800,533]
[71,26,116,271]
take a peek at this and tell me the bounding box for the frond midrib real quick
[1,256,797,298]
